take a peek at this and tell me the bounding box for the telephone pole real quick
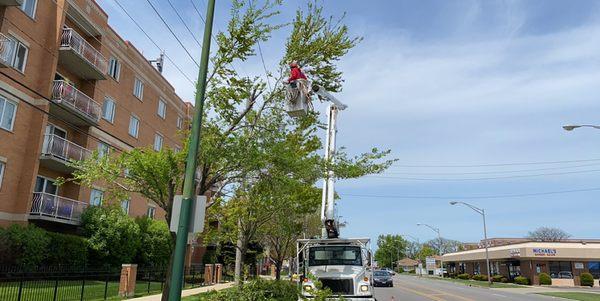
[167,0,215,300]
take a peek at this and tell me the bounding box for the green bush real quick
[398,267,404,273]
[492,275,504,282]
[580,272,594,287]
[514,276,529,285]
[539,273,551,285]
[81,205,141,266]
[45,232,88,266]
[457,273,471,280]
[472,274,488,281]
[135,217,173,267]
[0,224,50,268]
[204,279,299,300]
[408,269,416,274]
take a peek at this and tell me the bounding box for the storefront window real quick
[508,261,521,279]
[549,261,573,279]
[588,262,600,279]
[491,262,500,275]
[459,263,466,274]
[474,262,481,275]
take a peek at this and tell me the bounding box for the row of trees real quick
[60,2,394,297]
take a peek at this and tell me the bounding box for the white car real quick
[382,267,395,275]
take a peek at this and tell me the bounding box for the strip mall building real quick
[443,241,600,286]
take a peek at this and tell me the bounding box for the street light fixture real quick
[450,201,492,286]
[417,223,444,278]
[562,124,600,131]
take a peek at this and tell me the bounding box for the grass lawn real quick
[538,292,600,301]
[425,277,526,288]
[0,280,169,300]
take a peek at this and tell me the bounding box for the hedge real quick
[514,276,529,285]
[580,272,594,287]
[472,274,488,281]
[203,279,299,300]
[539,273,551,285]
[492,275,507,283]
[457,273,470,280]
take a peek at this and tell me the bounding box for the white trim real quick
[7,30,30,48]
[157,98,166,119]
[20,0,38,20]
[101,96,116,124]
[0,96,18,132]
[128,114,139,138]
[0,211,27,222]
[0,161,5,190]
[153,132,163,151]
[89,127,133,151]
[0,156,7,163]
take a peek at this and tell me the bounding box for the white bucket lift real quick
[285,79,312,117]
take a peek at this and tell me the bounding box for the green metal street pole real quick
[167,0,215,300]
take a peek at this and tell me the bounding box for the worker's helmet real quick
[289,61,299,68]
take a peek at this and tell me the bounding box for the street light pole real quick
[167,1,215,300]
[450,201,492,286]
[417,223,444,278]
[563,124,600,131]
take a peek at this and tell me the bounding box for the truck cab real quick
[297,238,375,300]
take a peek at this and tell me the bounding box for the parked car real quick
[382,267,395,275]
[558,271,573,279]
[373,270,394,287]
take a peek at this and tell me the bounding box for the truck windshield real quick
[308,246,362,266]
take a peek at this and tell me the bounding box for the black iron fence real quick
[0,265,231,301]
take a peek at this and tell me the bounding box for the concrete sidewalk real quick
[492,286,600,295]
[129,282,234,301]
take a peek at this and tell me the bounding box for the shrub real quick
[398,267,404,273]
[0,224,50,268]
[580,272,594,287]
[457,273,471,280]
[514,276,529,285]
[539,273,551,285]
[81,205,141,266]
[492,275,504,282]
[204,279,299,300]
[135,217,173,267]
[45,232,88,266]
[408,269,416,274]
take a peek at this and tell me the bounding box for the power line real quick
[165,0,203,48]
[340,187,600,200]
[382,163,600,176]
[390,158,600,168]
[367,168,600,181]
[144,0,200,67]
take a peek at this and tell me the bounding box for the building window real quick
[90,189,103,206]
[121,199,130,214]
[108,57,121,80]
[8,37,28,73]
[177,115,183,129]
[133,78,144,100]
[549,261,573,279]
[153,133,163,151]
[98,142,110,158]
[20,0,37,18]
[0,161,4,190]
[157,99,166,119]
[588,262,600,279]
[34,176,57,195]
[102,97,115,123]
[128,115,139,138]
[147,205,156,219]
[0,97,17,131]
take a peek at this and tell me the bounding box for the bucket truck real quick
[286,82,375,300]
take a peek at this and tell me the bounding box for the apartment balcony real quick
[40,134,91,173]
[50,80,101,125]
[0,33,16,67]
[29,192,88,225]
[0,0,23,6]
[58,27,107,80]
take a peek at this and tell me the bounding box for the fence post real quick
[80,276,85,301]
[17,278,23,301]
[104,274,109,300]
[53,278,59,301]
[118,264,137,298]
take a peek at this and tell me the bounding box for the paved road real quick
[373,274,552,301]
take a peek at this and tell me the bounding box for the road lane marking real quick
[395,278,476,301]
[392,283,447,301]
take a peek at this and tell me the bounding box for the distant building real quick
[396,258,419,272]
[443,241,600,287]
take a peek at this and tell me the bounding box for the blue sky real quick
[96,0,600,245]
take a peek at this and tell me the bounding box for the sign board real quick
[575,262,584,270]
[510,248,521,257]
[425,257,437,265]
[169,195,207,234]
[532,248,557,257]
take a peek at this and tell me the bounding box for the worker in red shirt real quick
[287,61,307,83]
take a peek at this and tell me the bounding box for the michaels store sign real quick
[532,248,557,256]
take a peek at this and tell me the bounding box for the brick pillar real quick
[214,264,223,283]
[118,264,137,297]
[204,264,214,285]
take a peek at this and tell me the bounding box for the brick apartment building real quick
[0,0,194,231]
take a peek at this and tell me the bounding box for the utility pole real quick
[167,0,215,300]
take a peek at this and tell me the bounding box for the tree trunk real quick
[275,260,282,280]
[234,221,247,286]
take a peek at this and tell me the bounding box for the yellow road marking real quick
[394,278,476,301]
[392,283,447,301]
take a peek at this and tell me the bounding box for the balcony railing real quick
[41,134,91,163]
[60,27,108,75]
[0,33,15,67]
[51,80,101,123]
[29,192,88,224]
